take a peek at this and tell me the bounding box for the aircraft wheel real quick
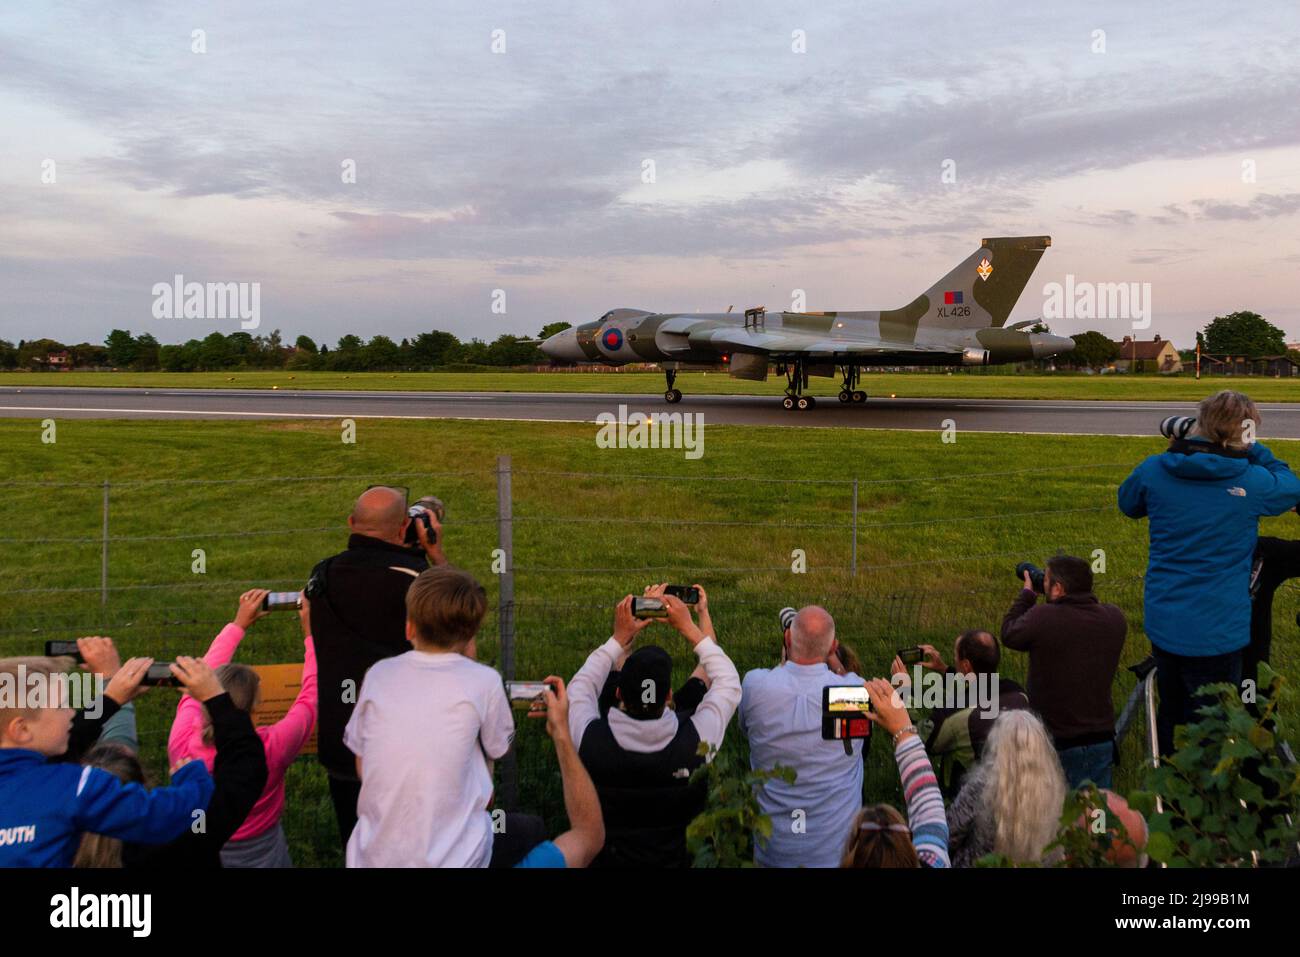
[665,389,682,403]
[852,390,867,403]
[782,396,796,411]
[838,391,851,403]
[796,396,812,411]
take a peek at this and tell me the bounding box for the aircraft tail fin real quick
[911,235,1051,331]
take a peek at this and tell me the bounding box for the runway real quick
[3,386,1300,438]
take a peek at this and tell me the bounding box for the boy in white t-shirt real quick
[344,566,533,867]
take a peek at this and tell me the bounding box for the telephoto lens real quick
[1015,561,1046,594]
[1160,415,1196,440]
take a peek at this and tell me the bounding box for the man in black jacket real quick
[305,486,447,845]
[1001,555,1127,789]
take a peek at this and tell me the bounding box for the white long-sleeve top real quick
[567,636,741,757]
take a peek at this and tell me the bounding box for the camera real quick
[1160,415,1196,440]
[403,495,445,548]
[44,640,84,662]
[663,585,700,604]
[631,586,700,618]
[822,685,871,743]
[897,646,924,666]
[631,597,667,619]
[505,680,558,709]
[1016,561,1046,593]
[261,591,302,611]
[141,662,178,687]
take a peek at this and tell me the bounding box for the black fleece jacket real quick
[123,693,268,868]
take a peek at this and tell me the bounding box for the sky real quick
[2,0,1300,350]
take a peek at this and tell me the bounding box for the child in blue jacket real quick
[0,655,214,867]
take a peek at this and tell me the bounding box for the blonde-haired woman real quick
[946,710,1067,867]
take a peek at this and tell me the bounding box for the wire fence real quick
[13,456,1297,816]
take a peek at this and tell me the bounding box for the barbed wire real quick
[510,504,1116,531]
[0,470,491,490]
[512,462,1130,486]
[0,518,499,545]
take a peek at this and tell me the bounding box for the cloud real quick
[1192,192,1300,221]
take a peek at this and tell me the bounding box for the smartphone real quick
[505,681,556,709]
[141,662,178,687]
[44,640,84,662]
[262,591,303,611]
[631,597,668,619]
[662,585,700,605]
[822,684,871,741]
[897,646,925,666]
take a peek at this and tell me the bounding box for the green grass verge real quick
[1,417,1296,866]
[5,369,1300,402]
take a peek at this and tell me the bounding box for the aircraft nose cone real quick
[1030,333,1075,359]
[541,328,585,362]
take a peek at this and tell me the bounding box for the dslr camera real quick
[1015,561,1046,594]
[404,495,446,548]
[1160,415,1196,440]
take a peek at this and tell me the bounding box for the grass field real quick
[5,369,1300,402]
[2,416,1297,866]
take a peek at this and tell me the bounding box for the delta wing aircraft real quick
[540,235,1074,410]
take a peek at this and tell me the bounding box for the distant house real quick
[46,350,72,371]
[1115,335,1182,374]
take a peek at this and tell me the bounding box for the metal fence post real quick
[101,480,110,612]
[851,478,858,577]
[496,455,517,809]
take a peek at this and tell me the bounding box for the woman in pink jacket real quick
[168,588,317,867]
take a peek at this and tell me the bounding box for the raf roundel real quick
[602,328,624,350]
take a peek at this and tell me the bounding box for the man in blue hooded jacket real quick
[1118,390,1300,755]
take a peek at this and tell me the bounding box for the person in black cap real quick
[567,584,741,868]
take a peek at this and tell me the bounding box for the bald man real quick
[306,485,448,845]
[738,605,865,868]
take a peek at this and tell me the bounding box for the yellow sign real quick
[250,663,317,755]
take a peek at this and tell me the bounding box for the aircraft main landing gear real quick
[837,365,867,404]
[780,360,815,411]
[663,369,682,403]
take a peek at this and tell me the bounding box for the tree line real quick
[1059,311,1295,370]
[1,312,1291,374]
[0,323,574,372]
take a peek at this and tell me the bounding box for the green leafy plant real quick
[1129,663,1300,867]
[686,742,796,868]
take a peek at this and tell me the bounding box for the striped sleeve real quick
[895,734,950,869]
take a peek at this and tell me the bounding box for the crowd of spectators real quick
[2,389,1298,869]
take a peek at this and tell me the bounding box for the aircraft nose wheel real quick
[664,388,683,403]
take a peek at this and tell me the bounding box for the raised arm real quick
[864,676,948,869]
[533,677,603,867]
[568,595,651,748]
[1248,443,1300,516]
